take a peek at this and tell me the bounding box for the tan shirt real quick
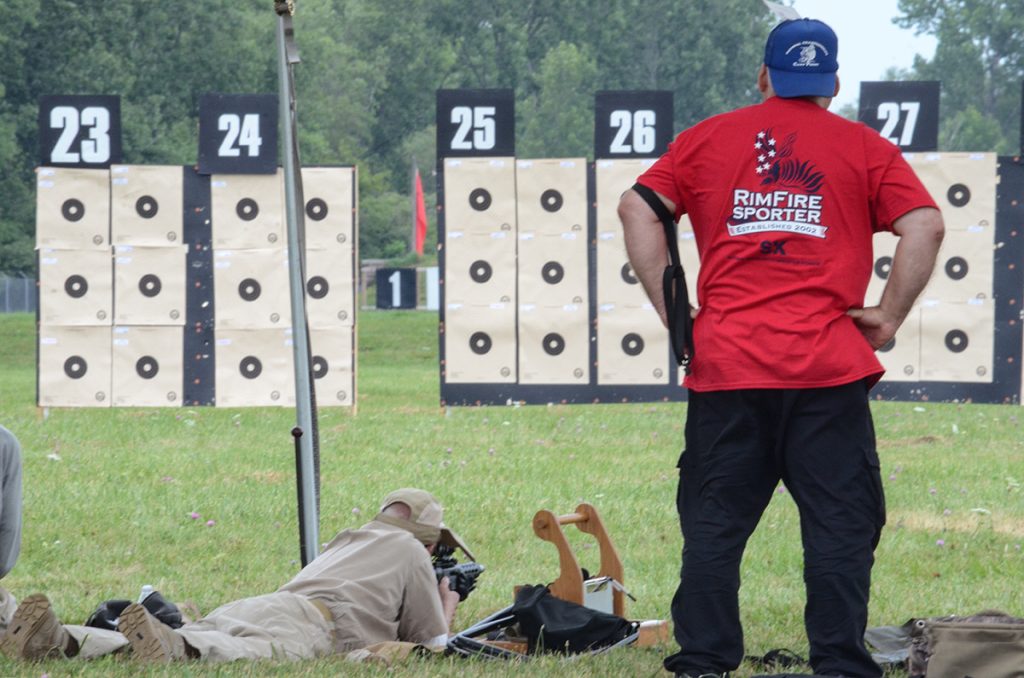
[278,520,447,652]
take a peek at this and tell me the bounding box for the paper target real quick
[516,158,588,306]
[919,300,993,383]
[444,302,515,383]
[596,305,669,385]
[518,304,588,384]
[210,172,284,249]
[35,167,111,249]
[876,309,922,382]
[214,329,296,407]
[38,249,112,325]
[113,246,186,325]
[305,247,356,327]
[595,159,659,307]
[213,249,290,328]
[111,326,183,406]
[110,165,183,246]
[309,328,355,406]
[300,167,356,248]
[38,326,112,407]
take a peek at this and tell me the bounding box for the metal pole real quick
[276,8,319,566]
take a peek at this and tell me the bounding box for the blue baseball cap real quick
[764,19,839,98]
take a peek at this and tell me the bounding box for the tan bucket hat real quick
[376,488,475,561]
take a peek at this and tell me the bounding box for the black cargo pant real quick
[663,381,885,678]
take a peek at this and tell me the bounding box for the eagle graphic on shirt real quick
[753,128,824,193]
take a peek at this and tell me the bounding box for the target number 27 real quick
[877,101,920,146]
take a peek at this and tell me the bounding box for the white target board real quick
[38,248,112,326]
[111,326,183,407]
[38,326,112,407]
[444,302,516,383]
[114,246,187,325]
[210,172,284,249]
[301,167,355,249]
[309,328,354,406]
[595,159,658,307]
[518,303,588,385]
[305,247,356,328]
[35,167,110,249]
[213,249,290,329]
[214,329,295,407]
[596,305,669,385]
[110,165,183,246]
[517,158,588,307]
[919,299,994,383]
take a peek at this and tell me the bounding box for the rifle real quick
[433,544,485,601]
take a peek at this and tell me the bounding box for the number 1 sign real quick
[198,93,279,174]
[38,95,122,168]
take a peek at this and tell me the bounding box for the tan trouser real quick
[65,624,130,659]
[0,586,16,632]
[175,591,333,663]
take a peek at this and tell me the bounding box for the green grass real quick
[0,311,1021,676]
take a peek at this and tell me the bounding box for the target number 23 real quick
[49,106,111,164]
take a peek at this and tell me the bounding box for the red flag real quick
[414,168,428,255]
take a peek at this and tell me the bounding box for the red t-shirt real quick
[637,96,936,391]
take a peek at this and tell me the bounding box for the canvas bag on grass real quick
[510,584,638,654]
[908,611,1024,678]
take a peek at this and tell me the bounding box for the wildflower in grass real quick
[351,507,361,516]
[936,539,945,547]
[189,511,201,520]
[929,488,937,495]
[206,520,216,527]
[943,509,951,516]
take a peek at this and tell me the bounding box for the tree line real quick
[0,0,1019,274]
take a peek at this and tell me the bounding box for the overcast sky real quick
[785,0,938,111]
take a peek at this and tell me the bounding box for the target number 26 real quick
[49,106,111,164]
[609,109,656,154]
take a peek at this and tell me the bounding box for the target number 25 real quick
[450,106,496,151]
[49,106,111,164]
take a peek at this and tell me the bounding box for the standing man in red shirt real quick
[618,18,943,678]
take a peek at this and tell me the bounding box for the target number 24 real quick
[217,113,263,157]
[49,106,111,164]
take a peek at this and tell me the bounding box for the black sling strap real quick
[631,183,694,370]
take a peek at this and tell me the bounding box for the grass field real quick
[0,310,1021,677]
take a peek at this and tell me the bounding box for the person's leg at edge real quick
[664,390,781,676]
[780,381,885,678]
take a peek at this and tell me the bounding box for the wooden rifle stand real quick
[531,503,626,617]
[528,503,671,647]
